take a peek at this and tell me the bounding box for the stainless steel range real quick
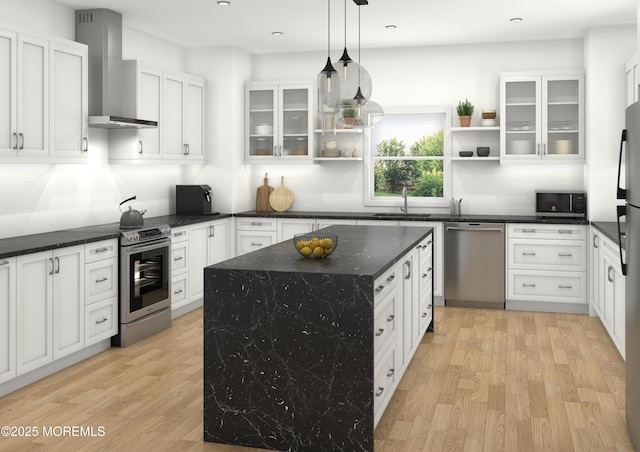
[112,225,172,347]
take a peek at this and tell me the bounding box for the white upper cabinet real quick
[163,73,205,162]
[245,81,313,163]
[500,72,584,162]
[50,41,88,160]
[0,26,88,163]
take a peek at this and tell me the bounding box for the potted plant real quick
[342,107,357,129]
[456,99,474,127]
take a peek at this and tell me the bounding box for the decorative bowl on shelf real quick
[293,232,338,258]
[458,151,473,157]
[482,110,496,120]
[476,146,490,157]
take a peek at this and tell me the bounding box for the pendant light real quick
[337,0,352,78]
[318,0,341,109]
[352,3,370,115]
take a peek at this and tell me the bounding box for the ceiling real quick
[51,0,638,54]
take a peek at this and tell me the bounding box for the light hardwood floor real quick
[0,306,633,451]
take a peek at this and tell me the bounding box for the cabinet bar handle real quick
[522,283,536,288]
[49,257,54,275]
[387,315,395,322]
[95,277,108,283]
[522,252,536,256]
[12,132,18,150]
[174,232,185,237]
[558,230,573,234]
[138,140,143,154]
[250,222,264,226]
[593,235,599,248]
[375,387,385,397]
[422,312,428,318]
[522,229,536,233]
[95,317,108,324]
[422,273,428,278]
[375,285,384,294]
[83,137,88,153]
[54,257,60,274]
[387,274,395,283]
[209,226,215,237]
[0,260,9,266]
[174,289,183,295]
[375,328,385,337]
[558,285,573,289]
[174,256,183,261]
[558,253,573,257]
[608,266,614,283]
[251,242,263,247]
[404,260,411,280]
[387,368,395,377]
[95,247,110,253]
[18,133,24,150]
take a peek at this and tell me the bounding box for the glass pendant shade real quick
[318,57,342,109]
[336,60,372,107]
[360,100,384,127]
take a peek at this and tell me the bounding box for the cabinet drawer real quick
[419,292,433,331]
[508,270,586,303]
[508,224,586,240]
[171,227,189,243]
[374,286,398,353]
[236,231,276,255]
[85,239,118,263]
[171,275,188,307]
[85,257,118,305]
[171,241,188,275]
[85,297,117,346]
[374,343,397,419]
[509,239,586,271]
[236,218,277,231]
[374,264,399,306]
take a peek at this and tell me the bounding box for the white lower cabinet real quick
[188,219,231,303]
[590,228,625,358]
[374,231,434,427]
[0,258,16,384]
[507,224,587,309]
[83,240,118,346]
[236,218,277,256]
[170,226,190,312]
[16,245,84,374]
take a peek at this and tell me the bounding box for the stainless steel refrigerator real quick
[618,102,640,449]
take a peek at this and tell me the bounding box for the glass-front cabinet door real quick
[245,81,312,163]
[500,72,584,162]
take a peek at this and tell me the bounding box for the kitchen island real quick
[203,224,434,451]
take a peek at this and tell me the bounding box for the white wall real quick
[249,40,587,215]
[584,25,636,221]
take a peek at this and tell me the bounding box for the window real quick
[364,107,451,207]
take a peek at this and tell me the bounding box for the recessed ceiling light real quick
[272,31,284,36]
[217,1,230,6]
[385,25,397,30]
[510,17,523,22]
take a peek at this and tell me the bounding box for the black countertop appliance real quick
[176,185,216,215]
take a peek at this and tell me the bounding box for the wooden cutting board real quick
[255,173,274,211]
[269,176,293,212]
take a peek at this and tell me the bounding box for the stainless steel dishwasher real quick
[444,222,505,309]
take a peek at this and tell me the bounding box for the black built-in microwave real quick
[535,190,586,218]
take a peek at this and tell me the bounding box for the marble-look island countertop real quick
[203,225,433,452]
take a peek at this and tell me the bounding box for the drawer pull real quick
[375,387,385,397]
[422,273,428,278]
[174,256,184,261]
[522,252,536,256]
[593,235,599,248]
[174,289,183,295]
[558,253,573,257]
[522,283,536,288]
[558,229,573,234]
[0,260,9,266]
[426,240,432,246]
[422,312,428,318]
[174,231,185,237]
[95,277,108,283]
[375,328,385,337]
[558,285,573,289]
[250,222,264,226]
[387,273,395,283]
[95,317,109,325]
[608,266,614,283]
[375,285,385,294]
[95,247,110,253]
[387,315,395,322]
[522,229,536,233]
[387,368,395,377]
[251,242,263,247]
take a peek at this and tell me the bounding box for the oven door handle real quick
[123,239,171,255]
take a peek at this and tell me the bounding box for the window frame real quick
[363,106,451,208]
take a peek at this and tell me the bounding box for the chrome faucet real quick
[401,185,408,214]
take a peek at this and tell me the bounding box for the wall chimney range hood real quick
[76,9,158,129]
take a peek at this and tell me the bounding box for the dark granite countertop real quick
[236,210,589,225]
[0,213,232,259]
[211,224,432,280]
[591,221,626,248]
